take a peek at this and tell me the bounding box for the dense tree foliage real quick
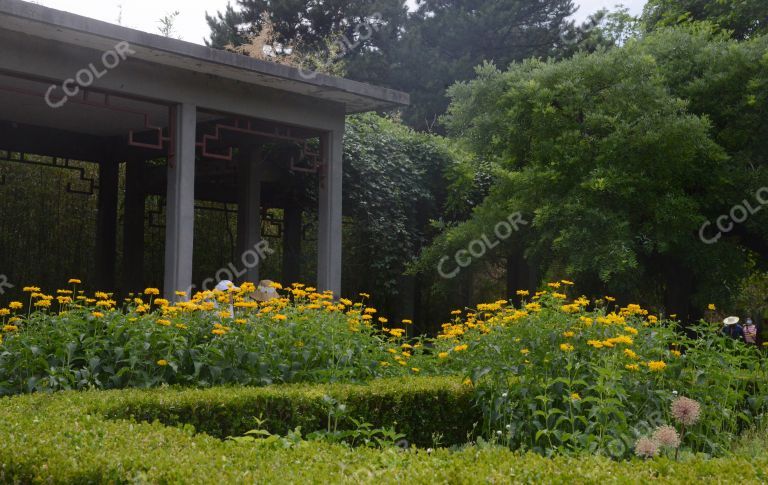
[417,28,768,319]
[341,114,457,321]
[642,0,768,39]
[207,0,608,131]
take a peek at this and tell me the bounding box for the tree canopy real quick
[642,0,768,39]
[416,27,768,318]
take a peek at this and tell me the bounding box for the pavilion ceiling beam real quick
[0,120,107,162]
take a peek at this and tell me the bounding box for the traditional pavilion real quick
[0,0,409,299]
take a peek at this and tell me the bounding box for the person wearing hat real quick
[214,280,239,315]
[722,316,745,341]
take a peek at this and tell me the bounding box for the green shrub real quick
[84,376,480,447]
[2,376,477,447]
[417,292,768,458]
[1,379,767,483]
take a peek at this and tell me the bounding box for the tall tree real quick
[207,0,601,131]
[207,1,407,54]
[206,3,247,48]
[383,0,578,130]
[417,28,768,318]
[643,0,768,39]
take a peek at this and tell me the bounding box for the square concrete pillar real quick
[164,103,197,299]
[317,126,344,297]
[237,147,262,284]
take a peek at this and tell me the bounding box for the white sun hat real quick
[215,280,239,292]
[723,316,740,326]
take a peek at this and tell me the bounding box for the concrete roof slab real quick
[0,0,409,114]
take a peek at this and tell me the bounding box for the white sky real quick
[29,0,647,45]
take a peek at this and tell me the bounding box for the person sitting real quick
[254,280,280,302]
[722,316,745,341]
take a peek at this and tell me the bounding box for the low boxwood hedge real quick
[1,376,767,483]
[85,375,480,447]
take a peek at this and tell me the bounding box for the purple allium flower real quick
[652,425,680,448]
[671,396,701,426]
[634,437,659,459]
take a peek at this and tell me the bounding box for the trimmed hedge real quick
[1,376,767,483]
[85,376,480,447]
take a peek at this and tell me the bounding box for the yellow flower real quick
[212,328,227,336]
[0,309,9,317]
[623,326,638,335]
[605,296,616,302]
[379,317,388,323]
[525,302,541,312]
[671,350,682,357]
[623,349,638,359]
[560,343,574,352]
[647,361,667,372]
[402,319,413,325]
[157,319,171,326]
[625,364,640,371]
[547,282,561,289]
[516,290,530,296]
[450,310,463,315]
[587,340,604,349]
[2,324,18,332]
[273,314,287,321]
[562,331,575,338]
[520,348,530,355]
[175,291,187,297]
[34,300,51,308]
[411,367,420,373]
[157,359,169,366]
[453,344,468,352]
[561,280,575,286]
[68,279,81,284]
[379,361,390,367]
[438,352,449,359]
[144,288,160,296]
[707,303,716,311]
[387,348,397,354]
[23,287,40,292]
[8,302,22,310]
[92,311,104,318]
[364,308,377,314]
[570,392,581,401]
[175,323,188,330]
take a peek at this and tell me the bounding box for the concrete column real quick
[96,159,119,290]
[164,103,197,299]
[317,126,344,296]
[237,147,262,284]
[282,204,302,284]
[122,160,145,292]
